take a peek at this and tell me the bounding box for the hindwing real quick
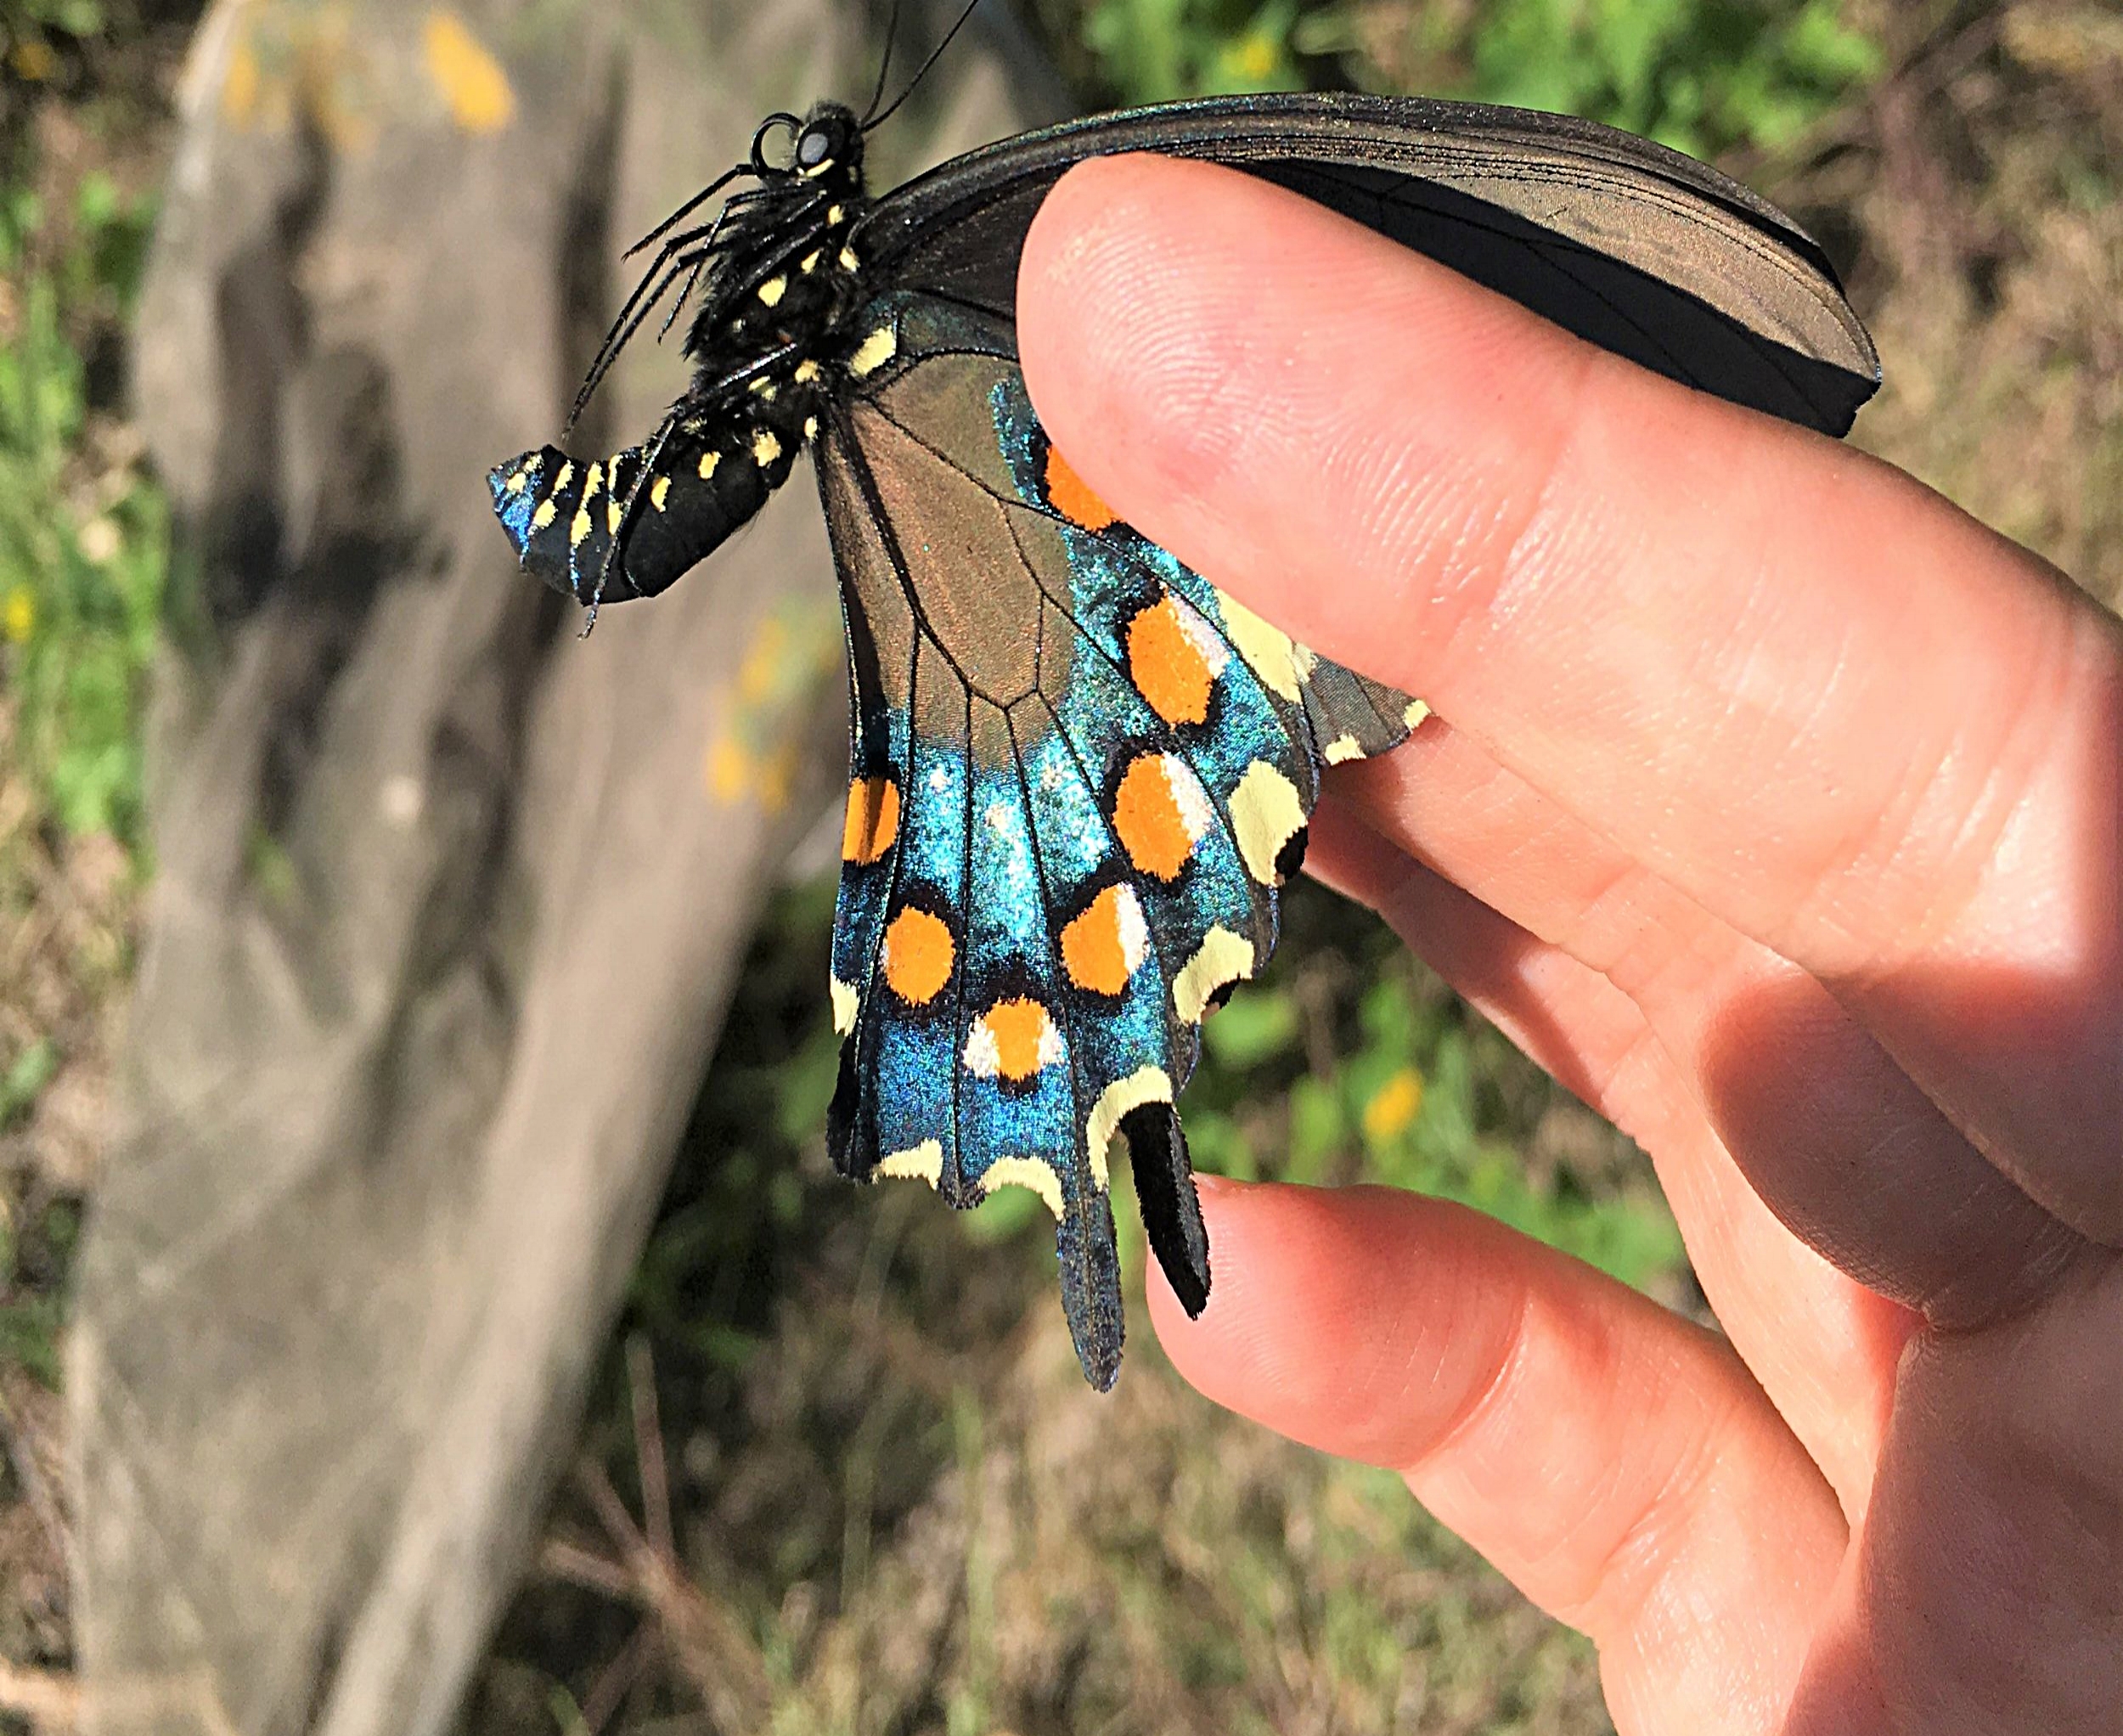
[814,291,1420,1389]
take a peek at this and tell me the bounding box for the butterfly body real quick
[488,91,1877,1389]
[491,104,875,610]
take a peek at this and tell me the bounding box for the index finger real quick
[1018,155,2122,1243]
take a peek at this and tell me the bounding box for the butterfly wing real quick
[815,291,1419,1388]
[855,91,1879,436]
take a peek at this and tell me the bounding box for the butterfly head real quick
[788,102,864,184]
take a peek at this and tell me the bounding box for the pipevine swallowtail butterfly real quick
[488,60,1878,1389]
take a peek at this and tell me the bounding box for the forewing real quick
[856,92,1878,436]
[815,292,1418,1388]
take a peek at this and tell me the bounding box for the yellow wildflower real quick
[1361,1067,1423,1144]
[3,586,34,645]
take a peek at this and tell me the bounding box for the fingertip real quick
[1017,155,1240,510]
[1145,1179,1520,1468]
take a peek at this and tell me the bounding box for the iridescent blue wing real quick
[814,292,1417,1388]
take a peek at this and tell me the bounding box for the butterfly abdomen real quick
[487,388,817,606]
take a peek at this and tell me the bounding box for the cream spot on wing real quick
[605,499,622,534]
[504,470,528,493]
[839,245,859,271]
[1405,699,1433,730]
[532,499,558,530]
[830,976,858,1036]
[698,450,721,481]
[878,1141,944,1187]
[1323,735,1361,764]
[1084,1066,1173,1191]
[1230,759,1306,885]
[650,475,671,511]
[552,460,574,492]
[795,359,822,384]
[1216,590,1303,702]
[1174,927,1254,1024]
[982,1156,1064,1219]
[569,506,592,547]
[757,274,787,307]
[800,249,821,274]
[752,430,782,466]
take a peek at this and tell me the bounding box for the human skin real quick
[1016,155,2122,1735]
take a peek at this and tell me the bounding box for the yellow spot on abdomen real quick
[1061,884,1149,996]
[752,430,782,465]
[883,905,955,1006]
[1045,446,1118,533]
[423,11,516,134]
[966,998,1064,1082]
[842,776,900,865]
[1112,752,1211,882]
[698,450,721,481]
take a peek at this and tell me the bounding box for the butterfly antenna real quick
[858,0,904,127]
[862,0,984,133]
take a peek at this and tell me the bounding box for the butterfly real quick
[487,82,1878,1389]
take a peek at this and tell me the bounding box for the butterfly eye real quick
[797,126,834,168]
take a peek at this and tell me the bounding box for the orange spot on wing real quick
[1128,597,1215,726]
[981,997,1059,1081]
[882,906,954,1005]
[1113,754,1197,881]
[1045,445,1118,532]
[842,776,900,865]
[1062,886,1140,995]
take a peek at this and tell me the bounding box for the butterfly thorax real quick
[679,104,872,384]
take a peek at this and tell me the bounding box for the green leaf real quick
[1202,986,1300,1069]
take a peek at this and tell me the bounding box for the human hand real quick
[1019,155,2121,1735]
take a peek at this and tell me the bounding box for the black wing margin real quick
[853,91,1878,436]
